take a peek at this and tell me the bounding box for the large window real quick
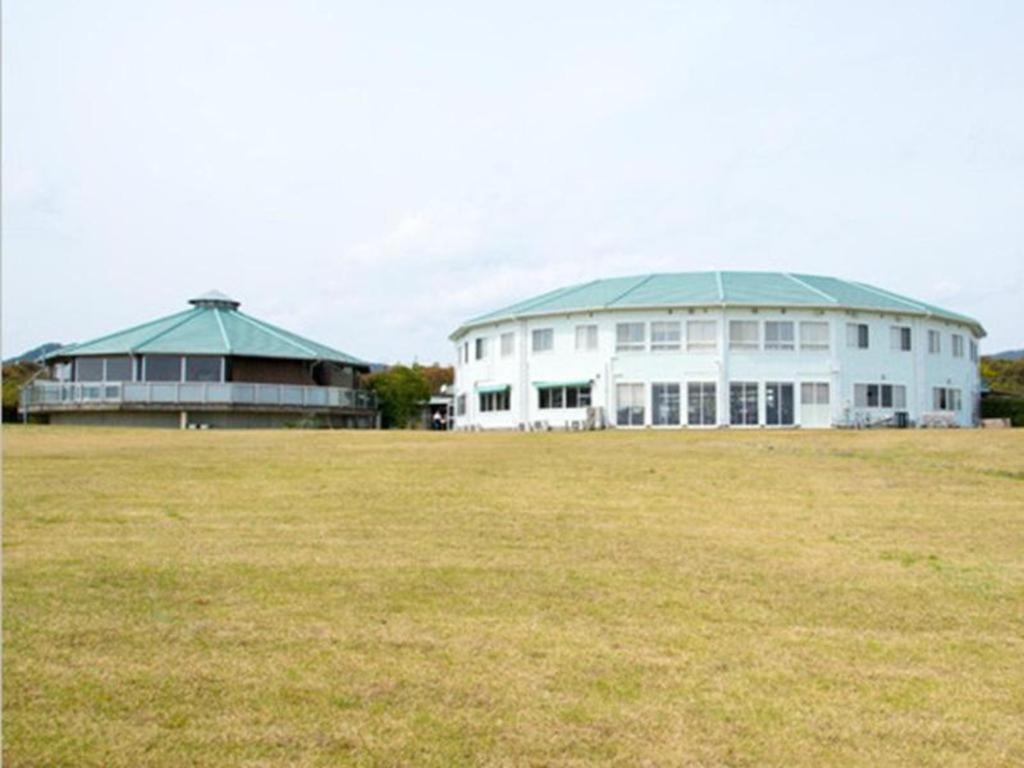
[765,382,795,425]
[75,358,104,382]
[933,387,961,411]
[500,332,515,357]
[652,383,681,425]
[729,382,758,425]
[847,323,869,349]
[104,357,133,381]
[144,355,182,382]
[686,320,717,352]
[475,337,488,360]
[952,334,964,358]
[729,321,759,351]
[479,389,510,412]
[764,321,795,351]
[540,384,591,409]
[928,330,941,355]
[616,383,645,426]
[890,326,912,351]
[969,339,978,362]
[651,322,681,352]
[616,323,645,352]
[531,328,554,353]
[687,382,717,425]
[575,324,598,352]
[185,356,221,382]
[800,322,829,351]
[800,383,830,407]
[854,383,907,409]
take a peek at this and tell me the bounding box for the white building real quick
[450,272,984,430]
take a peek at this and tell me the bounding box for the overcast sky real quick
[4,1,1022,362]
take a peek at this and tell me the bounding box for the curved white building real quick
[450,272,984,430]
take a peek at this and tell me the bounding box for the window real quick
[575,324,598,352]
[75,358,104,382]
[531,328,553,353]
[928,330,941,355]
[890,326,912,351]
[475,337,488,360]
[729,382,758,425]
[144,355,182,382]
[687,382,717,425]
[652,383,681,425]
[933,387,961,411]
[566,385,591,408]
[855,383,906,409]
[800,382,830,406]
[847,323,869,349]
[616,383,645,426]
[104,357,133,381]
[686,320,717,352]
[969,339,978,362]
[538,384,590,409]
[185,356,221,382]
[539,386,563,409]
[479,389,510,412]
[952,334,964,358]
[500,332,515,357]
[616,322,645,352]
[651,322,681,352]
[765,382,795,425]
[463,342,469,364]
[800,322,829,351]
[456,394,466,416]
[764,321,795,351]
[729,321,759,351]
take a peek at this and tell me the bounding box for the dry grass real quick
[3,426,1024,766]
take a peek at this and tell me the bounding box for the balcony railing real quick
[20,381,376,411]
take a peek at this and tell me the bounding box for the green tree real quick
[365,365,431,428]
[2,362,43,422]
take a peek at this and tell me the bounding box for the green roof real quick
[47,292,367,366]
[452,271,985,338]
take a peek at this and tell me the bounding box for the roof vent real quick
[189,290,241,310]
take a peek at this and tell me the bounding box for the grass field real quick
[4,426,1024,766]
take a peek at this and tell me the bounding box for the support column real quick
[179,411,188,430]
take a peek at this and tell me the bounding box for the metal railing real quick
[20,381,376,411]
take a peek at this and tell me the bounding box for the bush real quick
[364,365,431,429]
[981,396,1024,427]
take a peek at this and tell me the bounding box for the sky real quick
[4,0,1023,363]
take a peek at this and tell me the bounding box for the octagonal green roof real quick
[48,292,367,366]
[451,272,985,338]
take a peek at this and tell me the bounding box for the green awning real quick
[476,383,511,394]
[532,380,592,388]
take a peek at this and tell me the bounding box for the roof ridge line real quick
[213,308,232,353]
[783,273,839,303]
[846,279,931,315]
[128,308,206,353]
[607,274,657,307]
[233,311,322,357]
[57,307,196,354]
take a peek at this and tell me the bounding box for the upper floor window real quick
[952,334,964,358]
[185,356,221,382]
[651,321,681,352]
[928,330,941,354]
[616,322,645,352]
[75,357,105,382]
[799,321,829,352]
[531,328,554,353]
[890,326,912,352]
[144,355,182,382]
[463,341,469,364]
[475,337,488,360]
[686,320,717,352]
[728,321,759,351]
[764,321,795,351]
[847,323,869,349]
[500,332,515,357]
[575,324,598,352]
[969,339,978,362]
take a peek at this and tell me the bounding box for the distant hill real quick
[988,349,1024,361]
[3,342,62,365]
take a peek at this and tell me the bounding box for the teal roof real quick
[452,272,985,338]
[47,292,367,366]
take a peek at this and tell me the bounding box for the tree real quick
[415,363,454,395]
[364,365,431,428]
[2,362,43,422]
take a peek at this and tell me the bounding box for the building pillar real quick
[179,411,188,430]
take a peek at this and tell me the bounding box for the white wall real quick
[452,307,980,430]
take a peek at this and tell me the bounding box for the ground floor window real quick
[765,382,795,425]
[538,384,591,409]
[652,383,680,425]
[456,394,466,416]
[800,382,830,406]
[730,382,758,425]
[933,387,961,411]
[144,355,183,382]
[479,389,510,412]
[185,356,221,382]
[854,383,906,409]
[687,382,716,425]
[616,383,645,426]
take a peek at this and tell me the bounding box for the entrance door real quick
[765,382,795,426]
[800,382,831,427]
